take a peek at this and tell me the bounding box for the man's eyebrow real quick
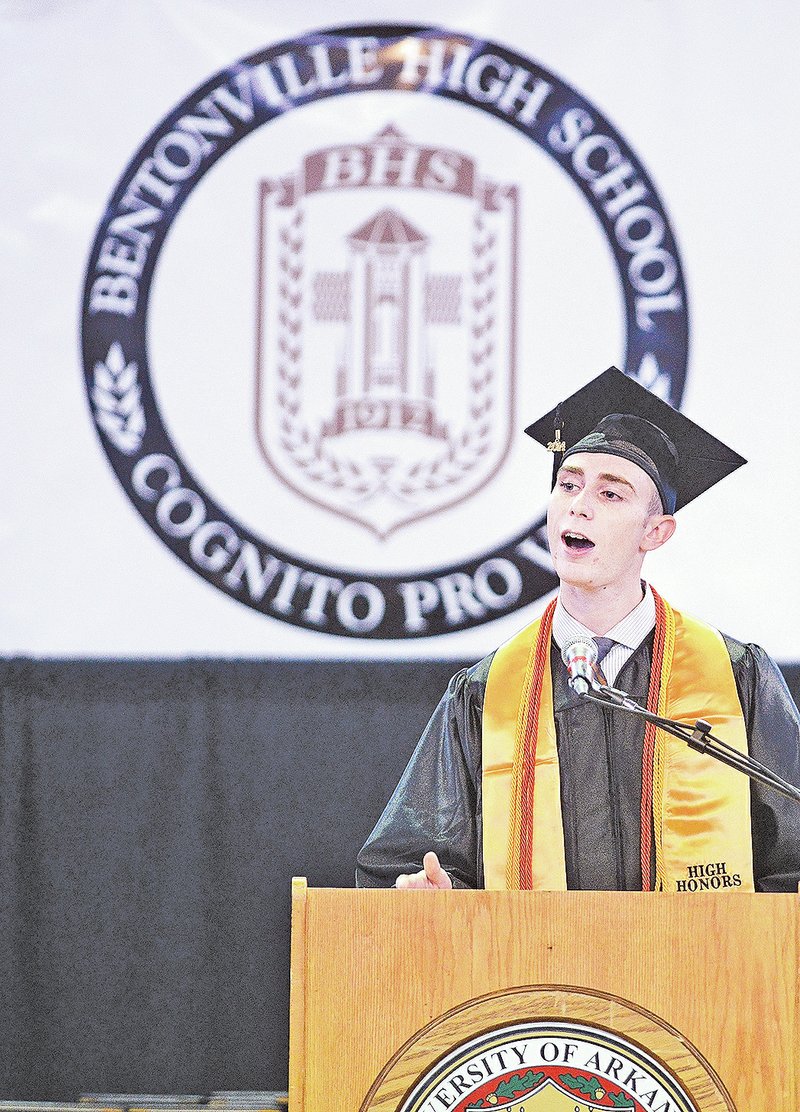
[597,471,637,492]
[557,464,638,494]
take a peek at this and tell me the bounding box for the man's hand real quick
[394,851,453,890]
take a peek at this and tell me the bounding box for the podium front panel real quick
[289,884,798,1112]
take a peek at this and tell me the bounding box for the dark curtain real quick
[0,658,466,1100]
[1,657,798,1099]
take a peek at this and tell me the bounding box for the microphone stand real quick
[579,683,800,805]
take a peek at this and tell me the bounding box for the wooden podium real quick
[288,881,798,1112]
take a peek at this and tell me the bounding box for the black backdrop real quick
[2,656,799,1099]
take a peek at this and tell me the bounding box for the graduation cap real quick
[524,366,746,513]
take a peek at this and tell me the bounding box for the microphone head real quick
[561,638,598,695]
[561,637,598,668]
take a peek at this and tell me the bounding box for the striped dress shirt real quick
[551,584,657,687]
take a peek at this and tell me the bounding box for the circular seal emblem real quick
[81,25,689,639]
[398,1021,700,1111]
[362,988,734,1112]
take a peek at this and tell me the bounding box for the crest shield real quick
[255,124,518,538]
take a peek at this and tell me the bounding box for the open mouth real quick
[562,531,595,551]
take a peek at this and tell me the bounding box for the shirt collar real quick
[551,583,656,651]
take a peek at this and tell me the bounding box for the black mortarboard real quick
[524,366,746,513]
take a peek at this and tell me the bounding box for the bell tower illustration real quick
[326,207,442,438]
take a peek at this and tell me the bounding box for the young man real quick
[356,368,800,893]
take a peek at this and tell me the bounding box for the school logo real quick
[255,124,518,538]
[398,1022,699,1112]
[81,26,689,639]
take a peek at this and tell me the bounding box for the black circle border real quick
[80,24,689,640]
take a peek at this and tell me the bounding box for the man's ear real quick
[641,514,676,553]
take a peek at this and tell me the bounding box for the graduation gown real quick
[356,632,800,892]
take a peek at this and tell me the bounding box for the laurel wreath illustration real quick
[471,1069,545,1106]
[92,342,146,455]
[470,1070,636,1108]
[275,209,376,498]
[559,1073,635,1108]
[632,351,671,400]
[275,203,498,504]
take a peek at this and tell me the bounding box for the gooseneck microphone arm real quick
[581,683,800,805]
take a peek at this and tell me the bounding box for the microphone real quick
[561,638,598,695]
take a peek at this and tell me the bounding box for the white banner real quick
[2,0,799,659]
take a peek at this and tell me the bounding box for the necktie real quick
[593,636,616,685]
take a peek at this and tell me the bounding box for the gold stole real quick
[482,594,755,891]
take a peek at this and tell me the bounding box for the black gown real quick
[356,632,800,892]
